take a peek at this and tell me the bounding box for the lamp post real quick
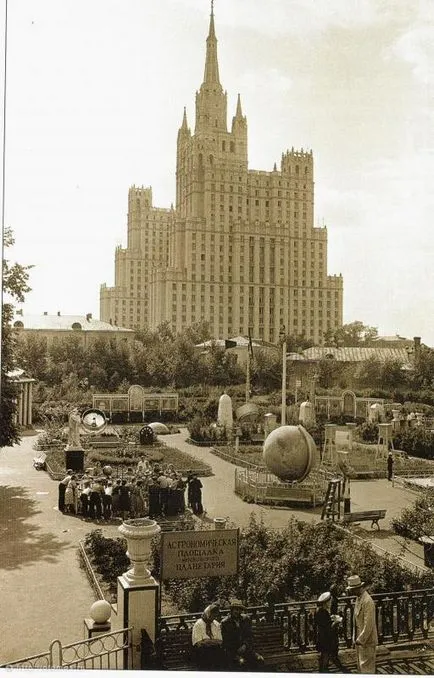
[279,325,287,426]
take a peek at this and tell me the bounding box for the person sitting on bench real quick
[221,599,264,669]
[191,602,224,669]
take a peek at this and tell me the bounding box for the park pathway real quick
[163,429,428,571]
[0,433,120,664]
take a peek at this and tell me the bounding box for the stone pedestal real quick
[116,518,161,669]
[264,413,277,435]
[345,423,357,451]
[377,423,393,459]
[64,446,85,472]
[322,424,337,466]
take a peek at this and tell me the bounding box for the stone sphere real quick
[263,425,318,482]
[102,465,113,477]
[90,599,111,624]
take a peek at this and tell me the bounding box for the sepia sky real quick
[2,0,434,344]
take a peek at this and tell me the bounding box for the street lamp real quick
[279,325,287,426]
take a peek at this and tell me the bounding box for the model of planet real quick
[262,425,318,482]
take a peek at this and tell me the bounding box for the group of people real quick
[191,598,264,671]
[314,574,377,674]
[191,574,377,673]
[57,458,204,521]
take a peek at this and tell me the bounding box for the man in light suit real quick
[347,574,378,674]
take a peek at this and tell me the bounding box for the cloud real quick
[390,25,434,84]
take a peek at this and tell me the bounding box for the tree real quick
[1,228,33,447]
[412,346,434,390]
[324,321,378,347]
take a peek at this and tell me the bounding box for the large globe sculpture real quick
[263,425,319,482]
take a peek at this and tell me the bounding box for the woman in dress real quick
[64,475,78,515]
[130,480,145,517]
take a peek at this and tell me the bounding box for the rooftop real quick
[300,346,413,367]
[12,313,133,333]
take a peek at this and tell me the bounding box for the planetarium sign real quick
[160,529,239,580]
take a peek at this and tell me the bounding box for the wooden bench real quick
[342,509,387,530]
[155,621,285,670]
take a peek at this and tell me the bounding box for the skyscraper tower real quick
[100,5,343,344]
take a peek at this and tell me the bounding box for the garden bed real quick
[44,442,213,477]
[209,445,266,469]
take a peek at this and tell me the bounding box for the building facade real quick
[13,312,134,348]
[100,8,343,344]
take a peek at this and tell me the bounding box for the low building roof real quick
[195,335,276,350]
[12,313,133,333]
[301,346,412,366]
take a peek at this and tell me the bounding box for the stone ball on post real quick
[262,425,318,482]
[90,599,112,625]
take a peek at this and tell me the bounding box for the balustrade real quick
[159,588,433,653]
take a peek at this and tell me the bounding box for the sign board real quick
[295,379,302,388]
[160,529,239,580]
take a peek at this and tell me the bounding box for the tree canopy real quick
[1,228,33,447]
[324,321,378,347]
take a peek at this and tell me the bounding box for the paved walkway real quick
[0,428,428,664]
[0,434,121,664]
[164,430,427,571]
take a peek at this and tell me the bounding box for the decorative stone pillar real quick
[345,422,357,451]
[264,413,277,435]
[322,424,337,466]
[116,518,161,669]
[391,409,401,433]
[377,422,393,460]
[415,412,424,427]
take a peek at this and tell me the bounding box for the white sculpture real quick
[67,408,82,448]
[217,392,233,431]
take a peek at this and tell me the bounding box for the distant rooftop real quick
[195,335,276,350]
[12,312,133,333]
[301,346,413,366]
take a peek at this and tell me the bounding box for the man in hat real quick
[314,591,344,673]
[346,574,378,674]
[221,599,264,669]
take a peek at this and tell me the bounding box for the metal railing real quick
[159,588,433,653]
[1,628,132,670]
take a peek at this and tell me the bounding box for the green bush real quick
[357,421,379,444]
[84,530,130,592]
[393,428,434,460]
[83,515,434,612]
[391,490,434,541]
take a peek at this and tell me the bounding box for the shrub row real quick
[85,516,434,614]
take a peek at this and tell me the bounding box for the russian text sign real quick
[160,529,239,580]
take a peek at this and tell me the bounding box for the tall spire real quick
[235,93,243,118]
[203,0,220,85]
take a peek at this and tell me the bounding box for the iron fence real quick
[1,628,132,670]
[159,588,433,653]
